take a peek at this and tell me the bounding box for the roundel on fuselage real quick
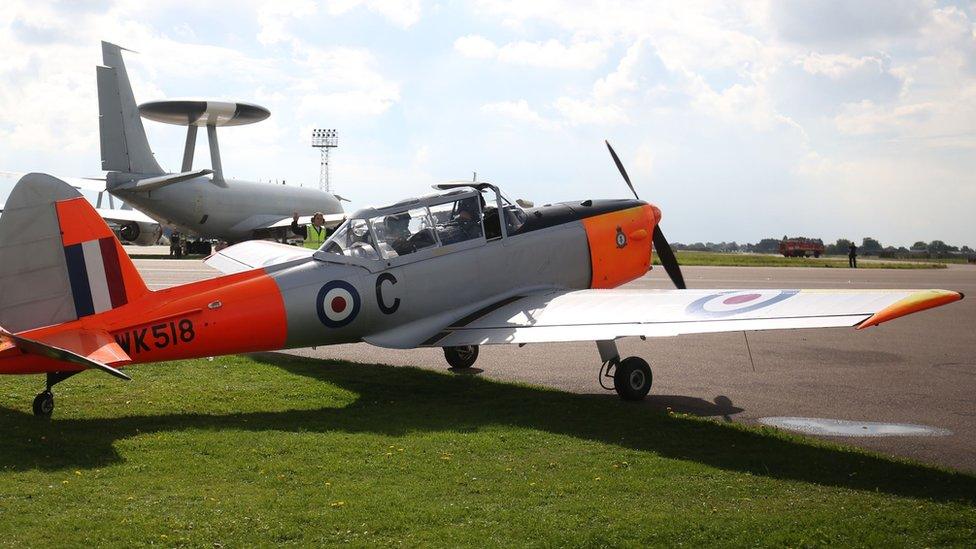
[316,281,361,328]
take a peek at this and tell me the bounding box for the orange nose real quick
[582,204,656,289]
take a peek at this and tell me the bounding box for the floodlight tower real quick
[311,128,339,193]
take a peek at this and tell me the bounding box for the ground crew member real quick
[849,241,858,268]
[291,212,330,249]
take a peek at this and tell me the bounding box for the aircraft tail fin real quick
[97,41,163,178]
[0,173,150,333]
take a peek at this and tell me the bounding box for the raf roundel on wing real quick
[686,290,799,318]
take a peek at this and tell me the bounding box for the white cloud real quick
[453,34,497,59]
[454,34,608,70]
[552,97,627,126]
[1,1,974,246]
[481,100,558,129]
[257,0,317,45]
[771,0,933,45]
[798,53,887,79]
[593,38,648,100]
[326,0,422,28]
[496,39,607,70]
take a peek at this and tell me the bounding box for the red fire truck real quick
[779,237,825,258]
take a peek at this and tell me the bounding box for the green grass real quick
[1,354,973,546]
[656,251,948,269]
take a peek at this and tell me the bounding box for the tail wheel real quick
[444,345,479,369]
[32,391,54,417]
[613,357,652,401]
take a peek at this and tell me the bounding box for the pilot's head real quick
[457,197,479,222]
[385,213,410,237]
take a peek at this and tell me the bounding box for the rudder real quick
[97,41,163,177]
[0,174,149,332]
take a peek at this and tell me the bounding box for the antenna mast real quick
[311,129,338,193]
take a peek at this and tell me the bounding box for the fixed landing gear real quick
[444,345,479,369]
[32,391,54,417]
[613,357,652,401]
[32,372,79,418]
[597,340,653,401]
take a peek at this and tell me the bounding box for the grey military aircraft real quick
[97,41,344,244]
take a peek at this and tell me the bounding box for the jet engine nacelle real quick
[117,220,159,246]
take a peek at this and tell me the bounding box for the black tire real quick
[32,391,54,417]
[613,357,652,401]
[444,345,479,369]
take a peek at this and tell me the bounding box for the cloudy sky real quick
[0,0,973,247]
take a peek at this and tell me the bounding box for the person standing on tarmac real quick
[291,212,330,249]
[849,241,858,268]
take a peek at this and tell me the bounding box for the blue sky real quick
[0,0,974,247]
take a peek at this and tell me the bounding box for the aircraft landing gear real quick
[597,340,653,401]
[32,372,79,418]
[32,391,54,417]
[444,345,479,369]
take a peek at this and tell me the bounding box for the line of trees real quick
[672,237,974,257]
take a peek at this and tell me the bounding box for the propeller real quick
[604,140,687,290]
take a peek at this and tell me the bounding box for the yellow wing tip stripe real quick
[856,289,964,330]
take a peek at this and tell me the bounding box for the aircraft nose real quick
[650,204,662,225]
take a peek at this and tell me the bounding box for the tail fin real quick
[97,41,163,177]
[0,174,149,333]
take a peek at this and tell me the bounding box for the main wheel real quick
[32,391,54,417]
[444,345,479,369]
[613,357,652,401]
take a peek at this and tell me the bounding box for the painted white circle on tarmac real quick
[758,417,952,437]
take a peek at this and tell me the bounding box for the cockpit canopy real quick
[318,183,526,263]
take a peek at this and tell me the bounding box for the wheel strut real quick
[595,340,653,401]
[32,371,80,418]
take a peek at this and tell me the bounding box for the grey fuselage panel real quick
[268,220,592,349]
[110,177,342,242]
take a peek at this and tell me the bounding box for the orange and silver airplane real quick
[0,146,964,416]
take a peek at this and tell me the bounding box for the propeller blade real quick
[605,140,640,200]
[652,225,686,289]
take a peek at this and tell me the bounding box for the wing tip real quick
[856,289,963,330]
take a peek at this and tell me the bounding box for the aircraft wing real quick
[205,240,315,274]
[368,288,963,348]
[263,213,346,230]
[95,207,157,224]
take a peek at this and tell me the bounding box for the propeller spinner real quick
[604,140,687,290]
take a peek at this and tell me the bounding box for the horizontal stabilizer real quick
[265,213,346,230]
[206,240,314,274]
[127,169,213,192]
[95,207,157,224]
[0,327,131,380]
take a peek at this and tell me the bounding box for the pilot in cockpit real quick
[456,196,480,225]
[384,213,414,256]
[441,196,483,245]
